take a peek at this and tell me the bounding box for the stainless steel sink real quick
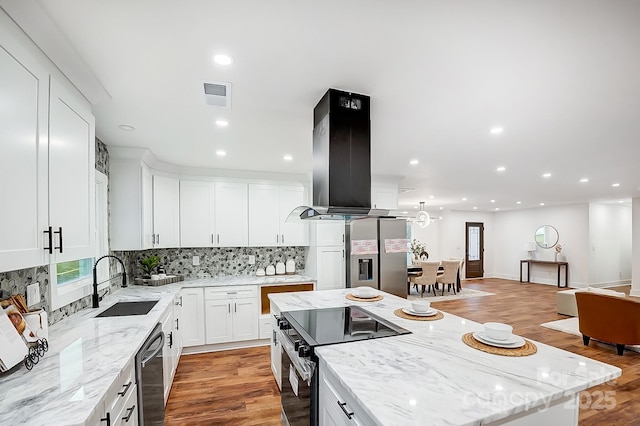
[95,300,159,317]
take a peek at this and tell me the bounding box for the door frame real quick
[465,222,484,279]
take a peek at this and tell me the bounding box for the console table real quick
[520,259,569,288]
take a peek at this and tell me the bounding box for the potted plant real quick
[139,254,161,278]
[410,239,428,264]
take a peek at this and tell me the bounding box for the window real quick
[49,171,109,310]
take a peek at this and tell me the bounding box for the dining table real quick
[406,264,461,294]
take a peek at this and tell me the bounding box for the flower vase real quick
[412,255,419,265]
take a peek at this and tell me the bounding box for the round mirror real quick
[535,225,559,249]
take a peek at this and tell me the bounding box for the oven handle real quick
[278,330,315,384]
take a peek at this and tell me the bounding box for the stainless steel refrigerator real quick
[345,218,408,298]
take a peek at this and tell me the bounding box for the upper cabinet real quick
[152,175,180,248]
[0,26,95,272]
[371,185,399,210]
[215,182,248,247]
[180,181,215,248]
[248,185,308,246]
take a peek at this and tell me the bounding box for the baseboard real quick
[586,280,631,288]
[182,338,270,355]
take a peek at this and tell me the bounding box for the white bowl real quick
[354,286,376,298]
[410,301,430,313]
[483,322,513,341]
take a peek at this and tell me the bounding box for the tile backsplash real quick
[114,246,307,279]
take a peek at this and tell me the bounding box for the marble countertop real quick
[0,274,313,426]
[269,289,621,426]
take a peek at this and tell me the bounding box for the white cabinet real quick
[270,309,282,390]
[180,181,215,247]
[161,304,180,404]
[153,175,180,248]
[319,358,372,426]
[180,288,205,347]
[248,184,308,247]
[102,359,138,426]
[0,30,49,272]
[316,247,345,290]
[110,158,154,250]
[371,185,398,210]
[312,222,345,247]
[204,286,258,344]
[215,182,248,246]
[0,27,95,271]
[172,294,183,371]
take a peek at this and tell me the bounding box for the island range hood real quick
[290,88,405,221]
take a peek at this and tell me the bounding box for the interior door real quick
[465,222,484,278]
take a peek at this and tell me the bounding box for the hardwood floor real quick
[165,278,640,425]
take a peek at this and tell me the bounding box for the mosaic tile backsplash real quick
[114,246,307,279]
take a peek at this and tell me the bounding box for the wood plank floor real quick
[165,278,640,425]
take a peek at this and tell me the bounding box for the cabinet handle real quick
[43,226,53,254]
[122,405,136,423]
[282,234,285,244]
[276,234,279,244]
[211,234,214,244]
[234,303,237,313]
[217,234,220,244]
[156,233,160,244]
[175,318,179,330]
[342,234,345,243]
[175,296,183,306]
[342,249,344,258]
[100,413,110,425]
[168,331,173,349]
[228,303,231,313]
[338,401,354,419]
[117,381,132,397]
[54,227,63,253]
[152,234,155,245]
[226,291,238,295]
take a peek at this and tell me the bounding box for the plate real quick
[473,331,525,348]
[351,292,378,299]
[402,307,438,317]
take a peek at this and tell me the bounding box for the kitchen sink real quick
[95,300,159,317]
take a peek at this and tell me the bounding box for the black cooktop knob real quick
[298,345,311,357]
[279,319,290,330]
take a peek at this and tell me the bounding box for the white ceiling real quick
[8,0,640,214]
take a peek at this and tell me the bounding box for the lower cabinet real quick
[180,288,205,347]
[161,297,182,404]
[100,359,138,426]
[270,309,282,390]
[319,358,373,426]
[204,286,258,344]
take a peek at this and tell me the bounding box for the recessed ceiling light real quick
[439,207,444,210]
[401,211,408,214]
[283,155,293,161]
[409,159,419,165]
[540,202,545,206]
[612,183,620,187]
[215,119,229,127]
[496,166,506,172]
[414,206,418,209]
[216,150,226,156]
[461,197,467,201]
[213,54,233,65]
[490,199,496,203]
[490,127,503,135]
[118,124,135,131]
[495,208,500,211]
[516,201,522,204]
[580,178,589,183]
[619,200,624,203]
[473,206,478,210]
[542,173,552,178]
[429,195,434,199]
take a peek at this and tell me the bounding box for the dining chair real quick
[449,257,465,292]
[414,261,440,297]
[436,260,460,295]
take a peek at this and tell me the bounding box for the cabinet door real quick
[248,184,279,246]
[172,295,183,368]
[279,186,309,246]
[205,299,233,344]
[315,221,345,247]
[180,288,205,347]
[48,78,96,262]
[270,320,282,390]
[153,175,180,248]
[180,181,215,247]
[371,186,398,210]
[161,309,176,404]
[316,247,345,290]
[232,298,258,341]
[214,183,248,247]
[0,32,49,271]
[141,165,154,249]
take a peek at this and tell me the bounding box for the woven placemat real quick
[462,332,537,357]
[346,294,383,302]
[393,308,444,321]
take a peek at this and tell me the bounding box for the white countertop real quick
[0,274,313,426]
[269,289,621,426]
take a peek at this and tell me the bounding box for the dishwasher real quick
[135,323,165,425]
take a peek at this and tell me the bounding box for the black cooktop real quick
[282,306,410,347]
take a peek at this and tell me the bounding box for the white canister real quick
[275,262,286,275]
[266,265,276,276]
[286,259,295,275]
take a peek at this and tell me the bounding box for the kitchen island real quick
[269,289,621,426]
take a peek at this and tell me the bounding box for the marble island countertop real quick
[0,274,313,426]
[269,289,621,426]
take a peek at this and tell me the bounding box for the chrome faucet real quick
[93,255,127,308]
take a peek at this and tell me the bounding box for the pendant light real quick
[415,202,431,228]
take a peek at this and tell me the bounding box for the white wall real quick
[492,204,590,287]
[588,203,632,286]
[632,197,640,297]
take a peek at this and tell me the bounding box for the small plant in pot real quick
[139,255,161,279]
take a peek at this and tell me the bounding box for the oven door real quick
[280,332,315,426]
